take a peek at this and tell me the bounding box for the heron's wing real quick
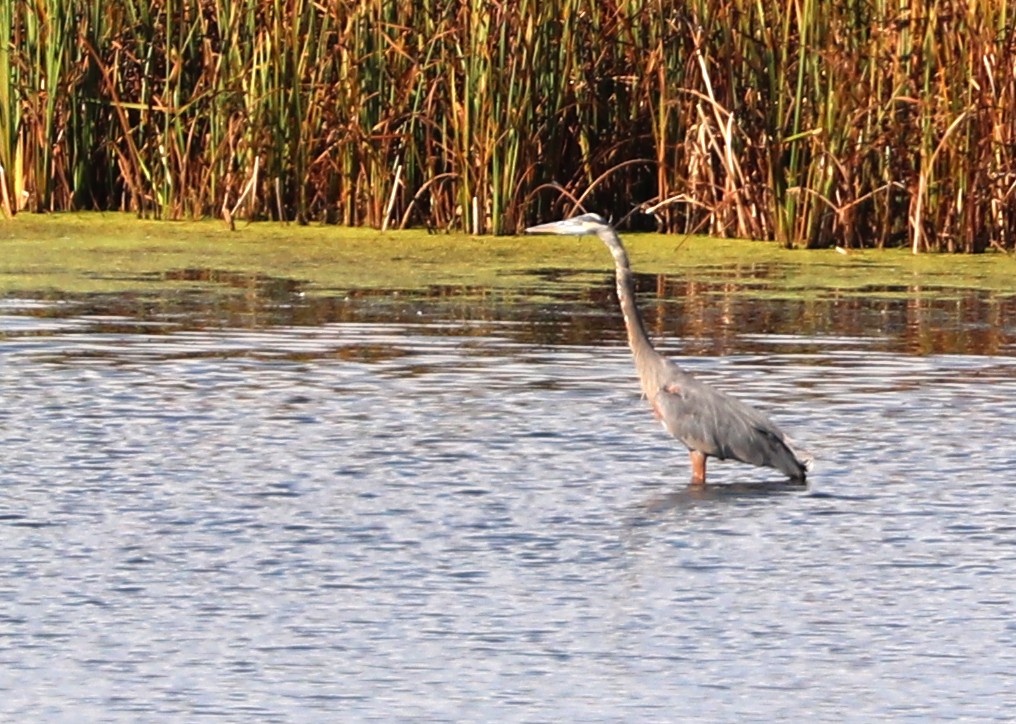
[652,380,809,479]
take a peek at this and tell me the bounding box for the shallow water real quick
[2,282,1015,721]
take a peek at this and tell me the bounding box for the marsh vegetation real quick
[3,1,1015,251]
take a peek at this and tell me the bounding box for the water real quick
[2,283,1016,721]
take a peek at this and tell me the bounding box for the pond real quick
[2,271,1015,720]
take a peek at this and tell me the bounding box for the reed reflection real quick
[5,267,1014,356]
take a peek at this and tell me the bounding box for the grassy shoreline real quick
[1,213,1014,299]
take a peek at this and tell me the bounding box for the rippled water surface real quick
[2,284,1016,721]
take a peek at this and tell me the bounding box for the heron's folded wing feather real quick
[653,383,808,478]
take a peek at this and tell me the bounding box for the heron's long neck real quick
[598,230,661,393]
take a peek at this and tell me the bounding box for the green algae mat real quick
[2,213,1014,300]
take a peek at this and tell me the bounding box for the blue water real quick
[2,299,1015,721]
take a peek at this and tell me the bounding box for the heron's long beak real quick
[524,214,601,236]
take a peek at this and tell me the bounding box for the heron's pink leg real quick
[689,450,707,486]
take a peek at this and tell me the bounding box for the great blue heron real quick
[525,213,813,485]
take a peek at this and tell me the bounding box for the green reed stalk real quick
[20,0,73,211]
[0,0,17,212]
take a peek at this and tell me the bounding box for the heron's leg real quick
[689,450,707,485]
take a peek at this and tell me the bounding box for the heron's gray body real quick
[650,362,810,480]
[525,213,812,483]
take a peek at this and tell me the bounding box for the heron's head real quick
[524,213,610,236]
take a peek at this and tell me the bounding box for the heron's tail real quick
[783,436,814,480]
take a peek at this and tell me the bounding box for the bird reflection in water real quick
[641,479,809,514]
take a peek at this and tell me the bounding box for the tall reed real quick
[2,0,1014,251]
[0,0,17,214]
